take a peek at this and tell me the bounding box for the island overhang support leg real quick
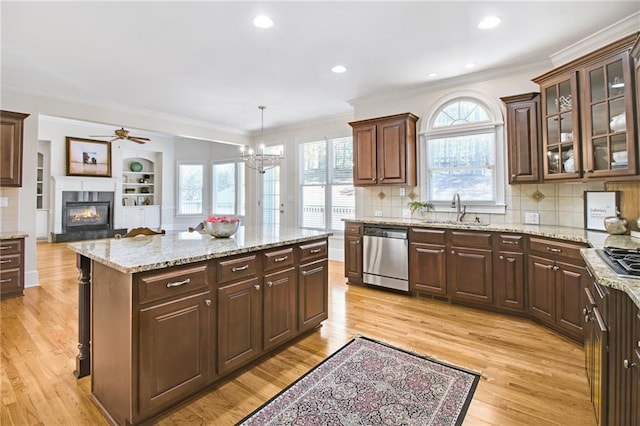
[74,254,91,378]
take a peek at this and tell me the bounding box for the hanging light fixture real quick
[240,105,284,174]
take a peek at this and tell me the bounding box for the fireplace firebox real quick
[63,201,110,232]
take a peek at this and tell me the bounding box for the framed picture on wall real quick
[584,190,620,231]
[66,137,112,177]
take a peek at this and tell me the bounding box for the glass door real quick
[261,145,284,229]
[583,53,635,177]
[541,72,581,179]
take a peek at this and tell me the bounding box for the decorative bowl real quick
[130,161,143,172]
[204,220,240,238]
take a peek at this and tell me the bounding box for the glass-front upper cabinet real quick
[582,52,636,178]
[540,72,581,179]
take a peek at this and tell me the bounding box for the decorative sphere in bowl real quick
[204,217,240,238]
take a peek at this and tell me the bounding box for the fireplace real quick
[63,201,110,232]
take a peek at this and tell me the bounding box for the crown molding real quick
[347,58,550,108]
[550,12,640,67]
[1,83,248,137]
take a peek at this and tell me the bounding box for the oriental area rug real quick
[237,336,480,426]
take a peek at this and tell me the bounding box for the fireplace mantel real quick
[52,176,122,235]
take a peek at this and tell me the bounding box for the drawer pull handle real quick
[0,260,11,264]
[501,240,519,245]
[546,247,562,253]
[310,248,322,254]
[301,266,323,276]
[348,228,358,233]
[623,359,637,369]
[166,278,190,288]
[0,246,10,250]
[274,256,288,262]
[232,265,249,272]
[0,278,11,283]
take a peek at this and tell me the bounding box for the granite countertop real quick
[348,216,640,308]
[67,226,333,274]
[0,231,29,240]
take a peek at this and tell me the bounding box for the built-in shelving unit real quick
[36,152,44,209]
[122,157,155,207]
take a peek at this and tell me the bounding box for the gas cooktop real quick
[596,247,640,279]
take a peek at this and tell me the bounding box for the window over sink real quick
[420,92,506,214]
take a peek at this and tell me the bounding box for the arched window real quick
[421,94,505,212]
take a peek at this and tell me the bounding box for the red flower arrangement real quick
[206,215,240,224]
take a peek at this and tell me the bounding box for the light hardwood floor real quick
[0,242,596,425]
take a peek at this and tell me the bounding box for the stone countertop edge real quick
[0,231,29,240]
[66,227,333,275]
[344,217,640,308]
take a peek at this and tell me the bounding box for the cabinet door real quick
[376,118,406,185]
[501,93,541,183]
[582,52,636,177]
[409,242,447,295]
[143,205,161,229]
[138,291,211,417]
[528,255,556,324]
[263,267,297,351]
[592,307,609,426]
[344,235,363,283]
[0,111,28,187]
[540,72,582,179]
[352,124,378,185]
[494,250,525,311]
[217,277,262,375]
[121,206,143,229]
[298,259,328,333]
[556,260,587,339]
[448,246,493,304]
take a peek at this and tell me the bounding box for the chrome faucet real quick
[451,193,467,222]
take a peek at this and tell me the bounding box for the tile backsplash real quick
[0,187,20,232]
[357,181,619,228]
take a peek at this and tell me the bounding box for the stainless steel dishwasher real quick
[362,225,409,292]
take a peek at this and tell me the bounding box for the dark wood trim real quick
[74,254,91,378]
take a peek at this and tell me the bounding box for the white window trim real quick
[176,160,205,217]
[418,91,506,215]
[211,159,245,219]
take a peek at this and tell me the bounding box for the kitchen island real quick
[67,226,332,426]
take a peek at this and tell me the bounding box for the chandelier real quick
[240,106,284,174]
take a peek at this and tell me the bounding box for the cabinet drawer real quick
[298,240,328,263]
[0,268,22,293]
[344,222,362,236]
[217,254,258,285]
[495,234,524,251]
[263,247,294,272]
[0,253,21,270]
[138,263,208,304]
[409,228,446,244]
[528,237,586,261]
[449,231,492,248]
[0,239,22,255]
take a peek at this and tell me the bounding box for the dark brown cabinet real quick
[0,238,25,299]
[138,291,212,417]
[349,113,418,186]
[501,93,542,183]
[527,237,589,341]
[584,281,608,426]
[408,228,447,295]
[493,234,526,312]
[448,231,493,305]
[263,266,297,351]
[344,221,363,284]
[532,34,639,181]
[298,259,328,333]
[0,110,29,187]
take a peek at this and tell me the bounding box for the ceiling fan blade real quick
[89,135,114,138]
[128,138,147,144]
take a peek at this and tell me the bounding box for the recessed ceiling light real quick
[465,63,476,69]
[253,15,274,29]
[427,72,438,78]
[331,65,347,74]
[478,16,501,29]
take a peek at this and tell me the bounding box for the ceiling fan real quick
[90,127,150,144]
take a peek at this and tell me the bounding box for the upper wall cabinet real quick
[0,110,30,187]
[532,33,638,181]
[501,93,542,183]
[349,113,418,186]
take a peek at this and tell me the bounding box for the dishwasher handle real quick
[363,226,407,239]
